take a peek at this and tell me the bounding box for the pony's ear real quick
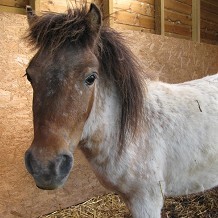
[26,5,38,26]
[86,3,102,33]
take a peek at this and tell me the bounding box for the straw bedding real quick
[40,187,217,218]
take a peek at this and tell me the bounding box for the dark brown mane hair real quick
[99,28,145,145]
[26,4,146,146]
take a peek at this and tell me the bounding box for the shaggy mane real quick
[26,5,146,146]
[99,28,145,145]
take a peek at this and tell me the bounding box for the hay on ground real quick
[40,187,218,218]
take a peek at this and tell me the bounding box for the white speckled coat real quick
[81,74,218,218]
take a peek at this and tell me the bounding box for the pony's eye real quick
[85,73,97,86]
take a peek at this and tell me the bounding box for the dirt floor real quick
[40,188,218,218]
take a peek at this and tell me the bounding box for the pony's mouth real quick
[34,172,71,190]
[36,184,56,190]
[36,183,62,190]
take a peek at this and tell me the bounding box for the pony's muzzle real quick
[25,150,73,190]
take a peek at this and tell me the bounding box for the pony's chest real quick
[95,171,118,191]
[91,162,130,194]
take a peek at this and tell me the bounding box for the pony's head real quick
[25,4,102,189]
[24,4,144,190]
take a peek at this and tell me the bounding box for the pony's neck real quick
[80,79,121,163]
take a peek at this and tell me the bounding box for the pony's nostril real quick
[56,154,73,176]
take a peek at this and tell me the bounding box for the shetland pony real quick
[24,4,218,217]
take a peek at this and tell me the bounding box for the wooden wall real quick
[111,0,218,45]
[112,0,193,39]
[1,0,217,45]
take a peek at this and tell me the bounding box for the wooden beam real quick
[35,0,40,13]
[29,0,40,14]
[102,0,113,26]
[0,0,29,8]
[0,5,25,14]
[155,0,165,35]
[192,0,200,42]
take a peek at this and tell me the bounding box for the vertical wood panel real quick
[192,0,200,42]
[102,0,113,25]
[29,0,40,14]
[155,0,165,35]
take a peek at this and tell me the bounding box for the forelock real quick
[25,5,97,51]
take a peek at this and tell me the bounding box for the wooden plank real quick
[0,5,26,14]
[201,38,218,45]
[113,1,155,17]
[165,9,192,25]
[201,19,218,32]
[113,22,155,33]
[176,0,192,5]
[201,22,218,33]
[201,0,218,7]
[0,0,29,8]
[114,10,138,26]
[40,0,67,12]
[114,10,154,29]
[102,0,113,23]
[200,0,218,45]
[165,21,192,36]
[138,0,155,5]
[155,0,165,35]
[201,0,218,15]
[113,0,130,11]
[201,8,218,24]
[130,1,154,17]
[138,14,155,28]
[201,30,218,42]
[192,0,200,42]
[165,0,192,15]
[165,31,191,39]
[201,39,217,45]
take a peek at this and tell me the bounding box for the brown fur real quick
[25,4,146,147]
